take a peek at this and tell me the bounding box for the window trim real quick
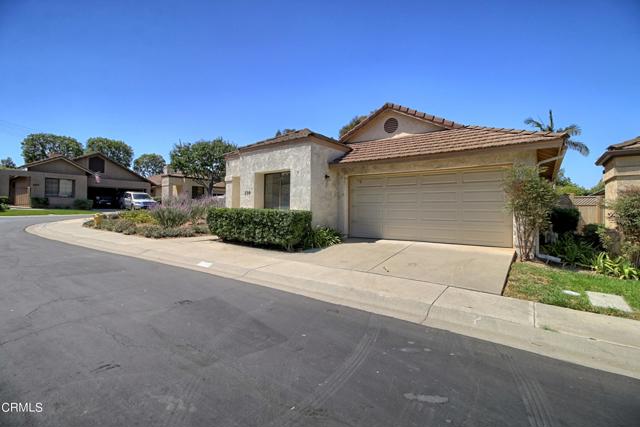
[263,171,290,210]
[44,178,75,198]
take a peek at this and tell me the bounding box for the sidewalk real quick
[27,218,640,379]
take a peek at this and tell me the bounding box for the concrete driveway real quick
[289,239,516,295]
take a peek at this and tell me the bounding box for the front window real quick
[132,193,152,200]
[45,178,75,198]
[264,172,290,209]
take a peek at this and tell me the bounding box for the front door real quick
[12,177,31,207]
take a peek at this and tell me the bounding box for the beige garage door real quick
[349,168,513,247]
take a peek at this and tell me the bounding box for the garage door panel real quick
[350,169,512,247]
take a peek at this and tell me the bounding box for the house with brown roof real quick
[596,136,640,227]
[0,152,152,208]
[148,166,225,201]
[225,103,567,248]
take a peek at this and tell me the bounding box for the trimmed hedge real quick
[207,208,312,251]
[30,197,49,208]
[72,198,94,210]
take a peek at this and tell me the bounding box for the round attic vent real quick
[384,117,399,133]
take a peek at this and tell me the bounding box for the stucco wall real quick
[309,143,346,227]
[28,159,85,175]
[347,110,444,143]
[0,169,88,207]
[602,155,640,227]
[225,142,313,211]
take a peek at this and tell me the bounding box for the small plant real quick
[136,224,195,238]
[591,252,639,280]
[303,226,343,249]
[550,207,580,235]
[0,196,9,205]
[119,210,157,224]
[30,197,49,208]
[609,187,640,267]
[72,198,94,210]
[150,206,190,228]
[581,223,605,250]
[0,203,9,212]
[542,234,595,267]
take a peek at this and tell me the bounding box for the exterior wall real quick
[28,159,85,175]
[602,155,640,227]
[76,156,142,181]
[347,110,444,143]
[0,169,87,207]
[159,176,212,200]
[309,143,347,227]
[333,149,538,249]
[225,141,313,212]
[87,176,150,192]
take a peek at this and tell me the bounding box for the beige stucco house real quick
[0,152,152,207]
[596,136,640,227]
[225,103,567,248]
[149,167,225,200]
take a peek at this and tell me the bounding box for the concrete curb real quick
[26,219,640,379]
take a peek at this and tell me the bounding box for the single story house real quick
[225,103,567,248]
[149,166,225,200]
[596,136,640,227]
[0,152,152,207]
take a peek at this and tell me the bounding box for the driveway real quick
[288,239,515,295]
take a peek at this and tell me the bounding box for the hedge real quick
[207,208,312,251]
[72,199,94,210]
[30,197,49,208]
[550,207,580,235]
[0,196,9,205]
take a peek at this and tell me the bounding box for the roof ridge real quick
[463,124,566,137]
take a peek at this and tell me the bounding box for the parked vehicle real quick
[122,192,157,210]
[94,195,115,208]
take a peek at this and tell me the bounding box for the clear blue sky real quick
[1,0,638,187]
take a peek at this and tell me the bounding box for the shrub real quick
[542,234,595,267]
[30,197,49,208]
[72,198,94,210]
[189,196,224,222]
[0,196,9,205]
[504,165,558,261]
[303,226,343,249]
[136,224,195,238]
[208,208,312,251]
[581,223,605,249]
[119,210,156,224]
[591,252,639,280]
[150,206,190,228]
[0,203,9,212]
[550,207,580,235]
[609,188,640,266]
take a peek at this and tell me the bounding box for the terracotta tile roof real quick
[335,126,565,164]
[148,173,225,189]
[226,128,348,158]
[148,174,162,185]
[596,136,640,165]
[339,102,465,142]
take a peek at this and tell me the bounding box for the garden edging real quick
[26,218,640,379]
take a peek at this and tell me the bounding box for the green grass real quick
[0,209,96,216]
[505,262,640,320]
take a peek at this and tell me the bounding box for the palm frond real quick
[565,139,590,156]
[524,117,545,131]
[558,124,582,137]
[548,110,554,131]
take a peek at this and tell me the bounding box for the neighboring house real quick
[149,166,225,200]
[0,152,152,207]
[225,103,567,248]
[596,136,640,227]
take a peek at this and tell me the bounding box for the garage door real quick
[349,168,513,247]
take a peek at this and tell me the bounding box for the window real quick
[192,186,205,199]
[88,156,105,173]
[45,178,75,198]
[264,172,290,209]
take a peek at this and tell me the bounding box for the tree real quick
[133,153,166,177]
[86,137,134,167]
[170,138,237,196]
[0,157,16,169]
[339,115,367,138]
[274,129,296,137]
[504,165,558,261]
[21,133,83,163]
[524,110,589,156]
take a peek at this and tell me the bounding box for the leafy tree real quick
[21,133,83,163]
[0,157,16,169]
[133,153,166,177]
[588,180,605,195]
[170,138,237,195]
[504,165,558,261]
[274,129,296,137]
[524,110,589,156]
[86,137,134,167]
[610,188,640,267]
[339,115,367,138]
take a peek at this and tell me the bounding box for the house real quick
[149,166,225,200]
[225,103,567,248]
[0,152,152,207]
[596,136,640,227]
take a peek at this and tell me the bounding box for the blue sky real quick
[0,0,638,187]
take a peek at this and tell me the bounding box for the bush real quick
[189,196,224,222]
[581,223,605,249]
[550,207,580,235]
[591,252,639,280]
[30,197,49,208]
[303,226,343,249]
[72,198,94,210]
[504,165,558,261]
[0,196,9,205]
[208,208,312,251]
[119,210,156,224]
[542,234,596,267]
[609,188,640,266]
[136,224,195,239]
[0,203,9,212]
[150,206,190,228]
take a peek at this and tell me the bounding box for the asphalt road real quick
[0,217,639,427]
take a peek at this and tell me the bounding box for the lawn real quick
[0,209,97,216]
[505,262,640,320]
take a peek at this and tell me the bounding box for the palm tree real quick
[524,110,589,156]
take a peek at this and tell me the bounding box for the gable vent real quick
[384,117,398,133]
